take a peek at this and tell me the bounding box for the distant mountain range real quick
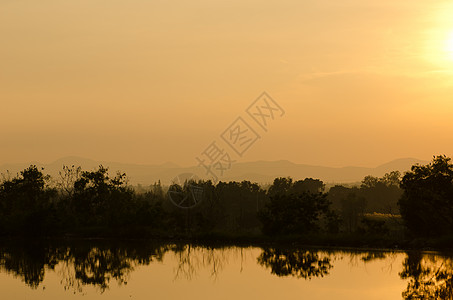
[0,156,428,186]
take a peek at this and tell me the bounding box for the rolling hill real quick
[0,156,427,186]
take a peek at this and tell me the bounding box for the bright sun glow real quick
[446,31,453,60]
[425,4,453,65]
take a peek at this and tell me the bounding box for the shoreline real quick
[1,233,452,253]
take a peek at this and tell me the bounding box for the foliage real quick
[267,177,325,197]
[340,192,367,232]
[359,217,389,235]
[258,192,332,235]
[399,155,453,236]
[328,171,402,215]
[3,157,452,240]
[0,166,57,235]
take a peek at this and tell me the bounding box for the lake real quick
[0,240,451,299]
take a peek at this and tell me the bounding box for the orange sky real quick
[1,0,453,167]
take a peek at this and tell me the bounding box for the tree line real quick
[0,155,452,239]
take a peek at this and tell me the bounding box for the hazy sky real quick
[1,0,453,167]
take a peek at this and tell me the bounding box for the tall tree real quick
[399,155,453,236]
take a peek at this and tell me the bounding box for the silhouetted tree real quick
[359,217,389,235]
[327,185,351,212]
[268,177,325,197]
[267,177,293,197]
[56,165,82,198]
[0,166,57,235]
[202,180,266,233]
[360,171,402,214]
[293,178,325,194]
[258,192,331,235]
[71,166,134,228]
[399,155,453,236]
[340,192,367,232]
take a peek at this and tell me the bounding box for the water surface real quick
[0,241,451,299]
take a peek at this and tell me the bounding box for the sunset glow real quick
[0,0,452,167]
[2,2,453,299]
[446,31,453,60]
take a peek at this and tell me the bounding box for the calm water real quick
[0,241,452,300]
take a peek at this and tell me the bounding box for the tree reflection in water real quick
[257,248,332,279]
[0,241,169,293]
[61,244,167,293]
[0,242,238,292]
[400,252,453,299]
[0,242,63,288]
[1,242,453,298]
[171,245,241,281]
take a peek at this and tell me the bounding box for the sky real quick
[1,0,453,167]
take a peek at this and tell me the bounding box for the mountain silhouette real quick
[0,156,427,185]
